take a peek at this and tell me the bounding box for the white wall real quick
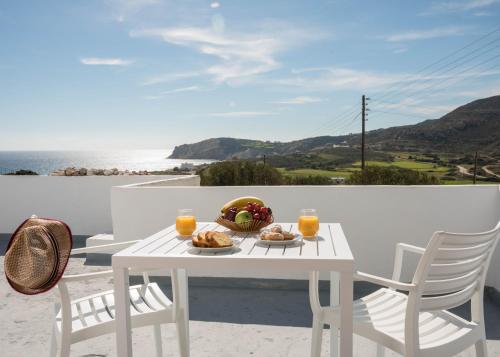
[0,175,199,235]
[111,184,500,288]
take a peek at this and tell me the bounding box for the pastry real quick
[261,232,284,241]
[271,225,283,234]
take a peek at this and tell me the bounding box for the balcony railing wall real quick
[111,183,500,289]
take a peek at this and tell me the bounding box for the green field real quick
[277,155,500,184]
[278,168,351,177]
[279,158,453,182]
[352,160,449,172]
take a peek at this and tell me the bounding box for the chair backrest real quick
[412,221,500,312]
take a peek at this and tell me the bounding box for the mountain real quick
[355,95,500,153]
[169,95,500,160]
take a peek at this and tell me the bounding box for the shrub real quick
[347,166,439,185]
[5,169,38,175]
[198,160,283,186]
[284,175,333,185]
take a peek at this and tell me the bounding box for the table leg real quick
[114,267,132,357]
[178,269,190,354]
[176,269,190,357]
[339,271,353,357]
[330,272,339,357]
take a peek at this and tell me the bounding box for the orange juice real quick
[176,216,196,236]
[298,216,319,237]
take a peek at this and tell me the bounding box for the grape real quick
[253,213,260,220]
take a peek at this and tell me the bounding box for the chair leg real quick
[329,325,338,357]
[49,324,58,357]
[376,344,385,357]
[176,309,190,357]
[475,339,488,357]
[153,324,163,357]
[59,339,71,357]
[311,316,323,357]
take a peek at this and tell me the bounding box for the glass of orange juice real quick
[298,209,319,238]
[176,209,196,237]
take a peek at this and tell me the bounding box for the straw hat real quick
[4,216,72,295]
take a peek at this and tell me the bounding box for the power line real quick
[383,52,500,106]
[308,25,500,139]
[314,110,363,137]
[370,99,444,113]
[307,107,360,138]
[369,109,430,120]
[369,26,500,105]
[373,39,500,109]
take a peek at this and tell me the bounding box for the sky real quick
[1,0,500,150]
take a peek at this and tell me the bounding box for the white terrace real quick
[1,175,499,356]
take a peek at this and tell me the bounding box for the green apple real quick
[235,210,252,224]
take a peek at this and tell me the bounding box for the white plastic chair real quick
[309,221,500,357]
[49,241,189,357]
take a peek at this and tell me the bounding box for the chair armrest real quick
[354,271,416,292]
[71,240,141,255]
[397,243,425,255]
[61,268,150,283]
[392,243,425,281]
[60,270,114,283]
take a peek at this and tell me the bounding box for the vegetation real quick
[5,169,38,175]
[283,175,332,185]
[198,161,283,186]
[261,148,391,171]
[347,166,439,185]
[198,160,336,186]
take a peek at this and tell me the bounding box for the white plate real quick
[187,242,234,253]
[257,233,302,246]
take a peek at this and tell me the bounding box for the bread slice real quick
[194,231,232,248]
[211,232,233,247]
[194,232,209,247]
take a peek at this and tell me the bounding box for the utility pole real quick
[473,151,478,184]
[361,95,367,170]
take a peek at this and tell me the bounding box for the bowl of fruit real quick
[216,196,274,232]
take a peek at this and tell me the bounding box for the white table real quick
[112,222,354,357]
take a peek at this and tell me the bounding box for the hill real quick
[169,95,500,160]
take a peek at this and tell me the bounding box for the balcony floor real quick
[1,237,500,356]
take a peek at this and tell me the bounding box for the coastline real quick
[0,150,215,176]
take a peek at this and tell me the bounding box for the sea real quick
[0,150,215,175]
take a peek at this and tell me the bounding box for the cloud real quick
[210,2,221,8]
[162,85,200,94]
[273,66,500,93]
[282,67,405,91]
[144,86,201,100]
[131,21,324,83]
[107,0,161,22]
[208,111,276,118]
[384,26,466,42]
[392,45,409,54]
[141,71,202,86]
[473,11,495,15]
[80,57,133,66]
[423,0,499,14]
[372,98,456,117]
[456,84,500,98]
[272,96,324,105]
